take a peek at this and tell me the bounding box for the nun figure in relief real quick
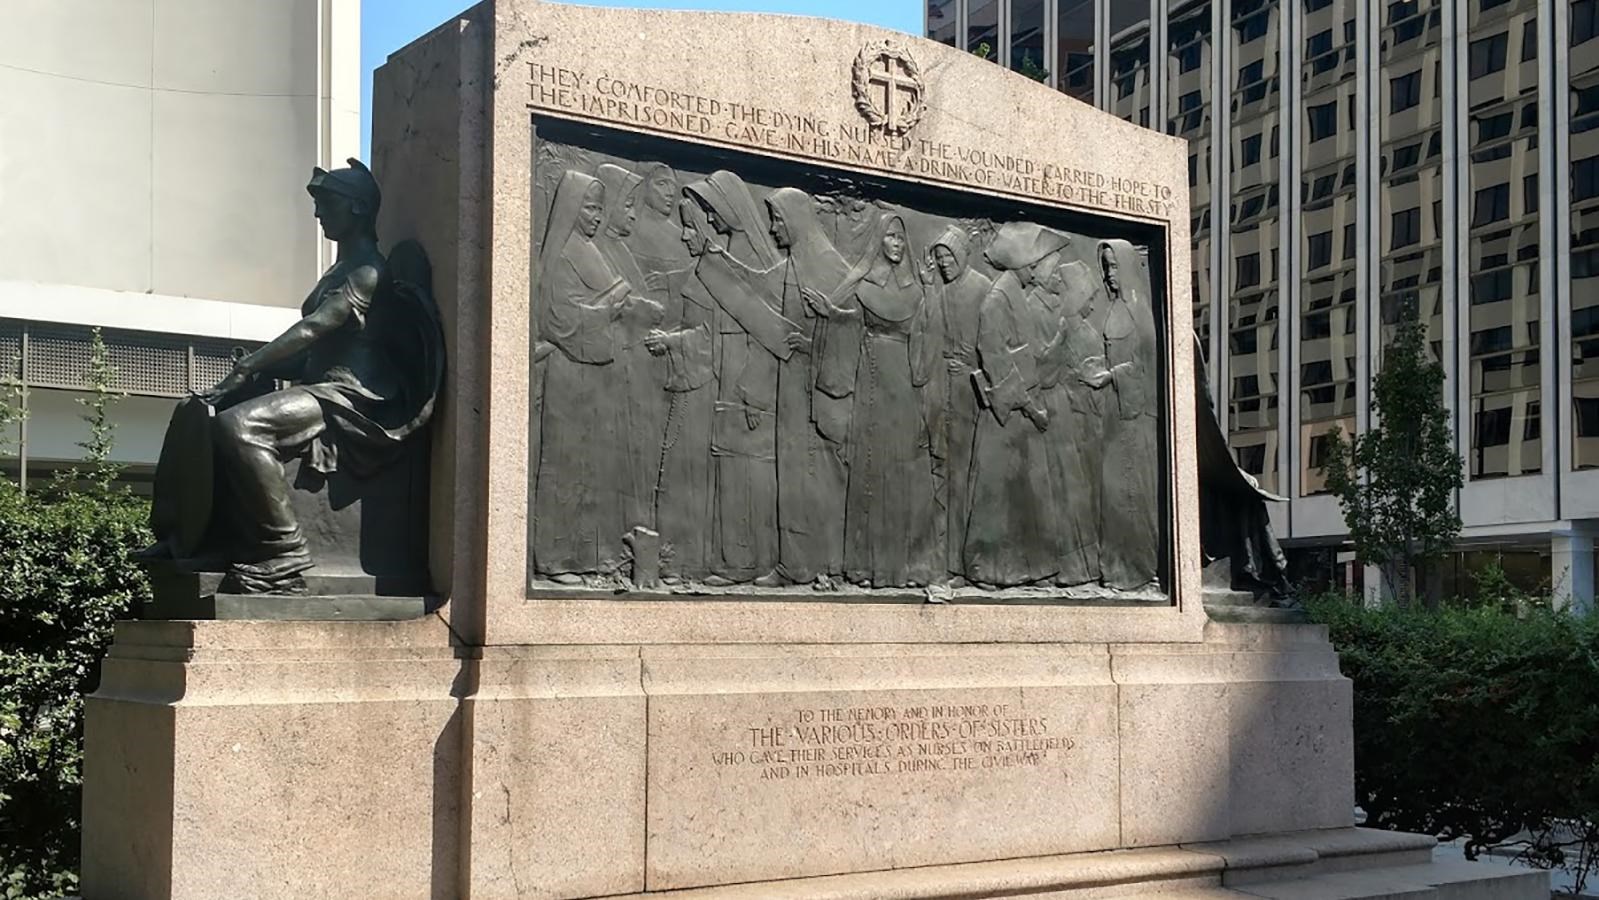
[532,170,662,582]
[929,225,994,577]
[963,222,1070,587]
[1036,251,1112,586]
[763,187,853,583]
[1096,239,1161,590]
[681,171,797,583]
[642,199,719,582]
[595,163,668,531]
[820,213,943,587]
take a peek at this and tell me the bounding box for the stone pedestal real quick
[81,618,1545,899]
[81,619,463,898]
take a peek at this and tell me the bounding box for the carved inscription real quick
[712,703,1077,781]
[528,64,1176,219]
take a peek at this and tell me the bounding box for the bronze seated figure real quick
[136,159,444,597]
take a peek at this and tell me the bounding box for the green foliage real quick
[1015,50,1050,83]
[1323,316,1464,606]
[0,343,23,462]
[1463,557,1549,613]
[968,43,1050,83]
[71,329,123,494]
[0,332,144,899]
[0,481,150,898]
[1307,594,1599,893]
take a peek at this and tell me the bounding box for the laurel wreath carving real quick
[851,40,927,137]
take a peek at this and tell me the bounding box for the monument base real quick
[139,563,436,620]
[80,618,1544,899]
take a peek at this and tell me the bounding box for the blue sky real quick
[360,0,923,158]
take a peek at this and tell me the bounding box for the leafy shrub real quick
[0,481,149,899]
[1309,594,1599,894]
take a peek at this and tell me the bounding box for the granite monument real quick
[77,4,1543,899]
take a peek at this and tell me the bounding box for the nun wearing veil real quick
[1035,252,1111,586]
[594,163,669,529]
[642,199,719,581]
[1096,239,1161,590]
[962,222,1069,587]
[821,213,942,587]
[929,225,993,576]
[532,169,660,580]
[764,187,853,582]
[682,170,797,582]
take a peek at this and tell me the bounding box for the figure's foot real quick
[753,569,792,588]
[221,548,314,595]
[131,541,175,562]
[550,573,585,586]
[701,575,735,587]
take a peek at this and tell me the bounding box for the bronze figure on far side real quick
[526,147,1167,600]
[135,159,445,595]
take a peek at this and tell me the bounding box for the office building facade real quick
[927,0,1597,607]
[0,0,360,487]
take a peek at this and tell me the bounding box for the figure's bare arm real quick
[204,267,378,399]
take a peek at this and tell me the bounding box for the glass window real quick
[1575,0,1599,469]
[1108,2,1152,126]
[1469,32,1510,79]
[1301,0,1359,496]
[1378,0,1446,467]
[1058,0,1096,103]
[1468,0,1541,479]
[1230,0,1282,493]
[928,0,958,48]
[969,0,999,63]
[1390,71,1422,111]
[1169,0,1215,378]
[1011,0,1047,82]
[1307,102,1338,141]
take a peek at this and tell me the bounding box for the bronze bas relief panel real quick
[527,119,1169,603]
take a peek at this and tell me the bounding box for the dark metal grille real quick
[191,336,258,392]
[0,318,263,398]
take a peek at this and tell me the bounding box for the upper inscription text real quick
[529,64,1176,219]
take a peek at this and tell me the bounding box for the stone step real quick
[607,844,1547,899]
[1222,859,1549,899]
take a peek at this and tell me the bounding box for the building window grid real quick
[1466,0,1544,480]
[928,0,1573,513]
[1228,0,1284,493]
[1571,0,1599,470]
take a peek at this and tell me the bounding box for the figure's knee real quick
[214,407,264,456]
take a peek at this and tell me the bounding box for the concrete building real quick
[926,0,1596,609]
[0,0,360,488]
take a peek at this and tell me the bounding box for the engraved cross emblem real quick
[852,40,926,137]
[868,54,920,133]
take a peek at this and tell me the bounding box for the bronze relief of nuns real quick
[642,199,720,582]
[963,223,1069,587]
[821,213,943,587]
[929,225,994,578]
[595,163,669,531]
[1096,239,1161,590]
[764,187,853,583]
[681,170,796,582]
[532,170,637,580]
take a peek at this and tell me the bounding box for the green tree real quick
[0,342,24,465]
[70,329,123,494]
[970,43,1051,83]
[1323,315,1463,607]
